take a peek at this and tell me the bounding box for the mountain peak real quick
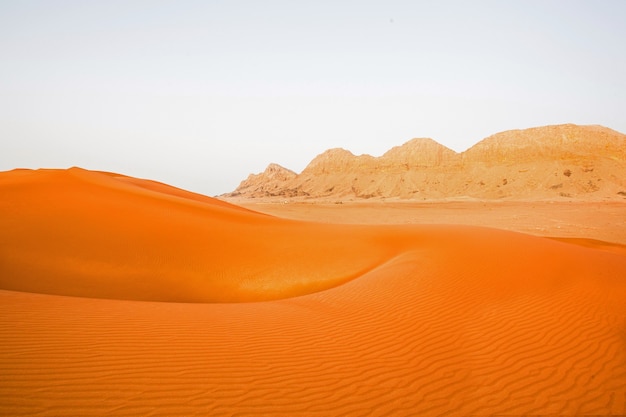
[224,124,626,201]
[462,124,626,164]
[262,163,297,179]
[382,137,458,167]
[302,148,375,175]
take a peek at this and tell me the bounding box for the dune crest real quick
[225,124,626,200]
[0,167,390,302]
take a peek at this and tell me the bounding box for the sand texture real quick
[2,168,626,416]
[239,200,626,246]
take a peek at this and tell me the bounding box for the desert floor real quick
[2,169,626,416]
[238,200,626,245]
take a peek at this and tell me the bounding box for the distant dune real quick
[1,167,626,415]
[224,124,626,200]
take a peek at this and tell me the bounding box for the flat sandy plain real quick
[1,168,626,416]
[236,199,626,245]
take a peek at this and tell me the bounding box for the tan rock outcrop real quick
[223,124,626,201]
[227,163,300,198]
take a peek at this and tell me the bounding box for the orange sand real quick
[237,200,626,245]
[1,168,626,416]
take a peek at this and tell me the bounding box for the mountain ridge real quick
[223,124,626,201]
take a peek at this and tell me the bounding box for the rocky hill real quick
[223,124,626,201]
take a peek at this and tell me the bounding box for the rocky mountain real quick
[223,124,626,201]
[228,163,299,198]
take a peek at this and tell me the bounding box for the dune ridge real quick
[225,124,626,201]
[1,167,626,416]
[1,167,400,302]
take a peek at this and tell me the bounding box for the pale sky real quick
[1,1,625,196]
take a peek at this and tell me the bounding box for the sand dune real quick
[1,168,626,416]
[0,167,393,302]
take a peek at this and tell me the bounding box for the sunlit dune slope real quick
[0,167,396,302]
[1,168,626,415]
[2,167,626,303]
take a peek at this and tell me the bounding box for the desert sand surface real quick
[2,167,626,416]
[235,200,626,246]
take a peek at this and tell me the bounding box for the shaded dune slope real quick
[1,168,626,416]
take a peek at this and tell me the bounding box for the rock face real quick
[381,138,459,168]
[223,124,626,200]
[227,163,300,198]
[462,124,626,164]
